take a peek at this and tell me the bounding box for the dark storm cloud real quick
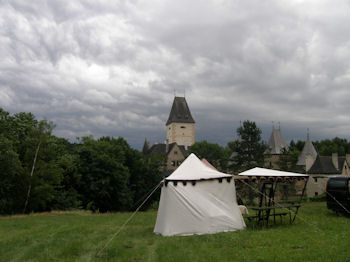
[1,0,350,149]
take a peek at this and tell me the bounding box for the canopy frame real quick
[236,167,309,226]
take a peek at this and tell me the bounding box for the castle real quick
[264,128,350,197]
[143,96,350,196]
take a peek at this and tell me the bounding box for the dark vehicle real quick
[326,177,350,216]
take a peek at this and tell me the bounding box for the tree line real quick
[2,109,350,215]
[0,108,164,215]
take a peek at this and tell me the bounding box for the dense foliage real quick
[0,108,163,215]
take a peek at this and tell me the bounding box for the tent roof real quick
[201,158,218,171]
[238,167,308,177]
[166,153,231,181]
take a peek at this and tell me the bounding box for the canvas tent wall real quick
[154,153,246,236]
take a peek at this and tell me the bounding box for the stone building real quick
[292,133,350,197]
[306,153,350,197]
[143,96,195,171]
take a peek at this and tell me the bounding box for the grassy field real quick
[1,202,349,262]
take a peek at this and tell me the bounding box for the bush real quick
[309,193,326,202]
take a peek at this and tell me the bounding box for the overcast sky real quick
[1,0,350,149]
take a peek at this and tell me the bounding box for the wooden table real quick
[248,204,301,226]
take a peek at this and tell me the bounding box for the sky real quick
[1,0,350,150]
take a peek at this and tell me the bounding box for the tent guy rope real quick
[325,191,350,215]
[96,181,162,257]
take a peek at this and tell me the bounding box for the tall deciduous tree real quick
[228,120,266,173]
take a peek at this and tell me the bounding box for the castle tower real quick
[166,97,195,148]
[264,126,289,169]
[296,131,318,171]
[265,127,288,154]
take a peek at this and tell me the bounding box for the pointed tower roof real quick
[297,133,318,166]
[166,97,195,125]
[142,138,150,154]
[265,128,288,154]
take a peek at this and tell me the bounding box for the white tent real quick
[154,154,246,236]
[239,167,308,177]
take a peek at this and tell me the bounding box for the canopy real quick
[166,153,231,181]
[238,167,308,177]
[154,153,245,236]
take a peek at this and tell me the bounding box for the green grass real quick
[1,202,349,262]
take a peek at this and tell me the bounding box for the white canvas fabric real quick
[167,153,232,180]
[154,154,246,236]
[239,167,308,177]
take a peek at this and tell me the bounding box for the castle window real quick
[174,151,178,155]
[315,192,318,196]
[314,178,318,183]
[181,126,186,129]
[171,161,175,166]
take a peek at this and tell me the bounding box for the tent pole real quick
[300,177,309,202]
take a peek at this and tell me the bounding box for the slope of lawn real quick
[0,202,349,262]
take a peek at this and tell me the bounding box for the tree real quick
[290,140,304,152]
[0,135,24,214]
[127,151,164,210]
[77,136,133,212]
[22,119,57,213]
[228,120,266,173]
[313,137,349,156]
[0,108,75,214]
[77,136,164,212]
[276,148,299,172]
[189,141,230,171]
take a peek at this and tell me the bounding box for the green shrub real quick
[309,193,326,202]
